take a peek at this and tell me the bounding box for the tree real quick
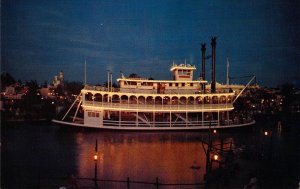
[112,82,118,88]
[64,81,83,96]
[280,83,294,114]
[129,73,140,78]
[21,80,41,110]
[54,84,64,96]
[42,80,48,88]
[1,72,16,90]
[25,80,39,93]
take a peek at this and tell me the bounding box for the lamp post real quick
[263,128,273,164]
[213,154,219,161]
[206,122,212,174]
[94,139,99,189]
[264,131,269,136]
[210,153,223,170]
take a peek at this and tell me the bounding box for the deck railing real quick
[83,85,234,95]
[29,176,206,189]
[103,120,219,127]
[83,101,234,111]
[101,119,255,128]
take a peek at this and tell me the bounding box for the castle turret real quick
[53,70,64,87]
[59,70,64,83]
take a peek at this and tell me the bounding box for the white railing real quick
[83,85,234,95]
[83,101,233,111]
[101,118,254,128]
[103,120,219,127]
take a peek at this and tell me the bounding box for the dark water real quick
[1,119,299,189]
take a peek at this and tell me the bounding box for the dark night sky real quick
[2,0,300,87]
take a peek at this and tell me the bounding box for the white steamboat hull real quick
[52,119,255,130]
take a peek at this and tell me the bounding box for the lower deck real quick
[82,109,254,129]
[55,93,255,130]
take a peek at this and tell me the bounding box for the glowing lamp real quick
[213,129,217,134]
[94,154,98,161]
[213,154,219,161]
[264,131,268,136]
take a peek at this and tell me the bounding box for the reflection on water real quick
[76,132,207,183]
[75,131,235,185]
[2,122,254,188]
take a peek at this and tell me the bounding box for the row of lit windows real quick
[178,70,191,75]
[123,82,194,87]
[124,82,153,86]
[88,112,100,117]
[169,83,193,87]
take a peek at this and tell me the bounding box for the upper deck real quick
[83,85,235,96]
[82,85,235,113]
[116,63,209,94]
[83,63,235,98]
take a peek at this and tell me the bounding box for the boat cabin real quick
[170,63,195,81]
[117,63,207,94]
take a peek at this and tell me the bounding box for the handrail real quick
[83,85,235,95]
[83,101,234,111]
[37,176,206,188]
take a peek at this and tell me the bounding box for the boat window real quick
[182,83,185,87]
[190,83,193,87]
[129,81,137,85]
[178,69,191,76]
[88,111,99,117]
[175,83,179,87]
[169,83,172,87]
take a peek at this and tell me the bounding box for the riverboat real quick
[53,38,255,130]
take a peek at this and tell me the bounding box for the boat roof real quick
[117,78,207,83]
[170,63,196,71]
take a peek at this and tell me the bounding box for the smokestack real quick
[211,37,217,93]
[201,43,206,80]
[201,43,206,92]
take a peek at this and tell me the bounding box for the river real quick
[1,118,299,188]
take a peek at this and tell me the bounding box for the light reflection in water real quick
[74,131,233,184]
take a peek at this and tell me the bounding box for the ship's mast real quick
[84,60,87,86]
[107,70,110,92]
[226,58,229,87]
